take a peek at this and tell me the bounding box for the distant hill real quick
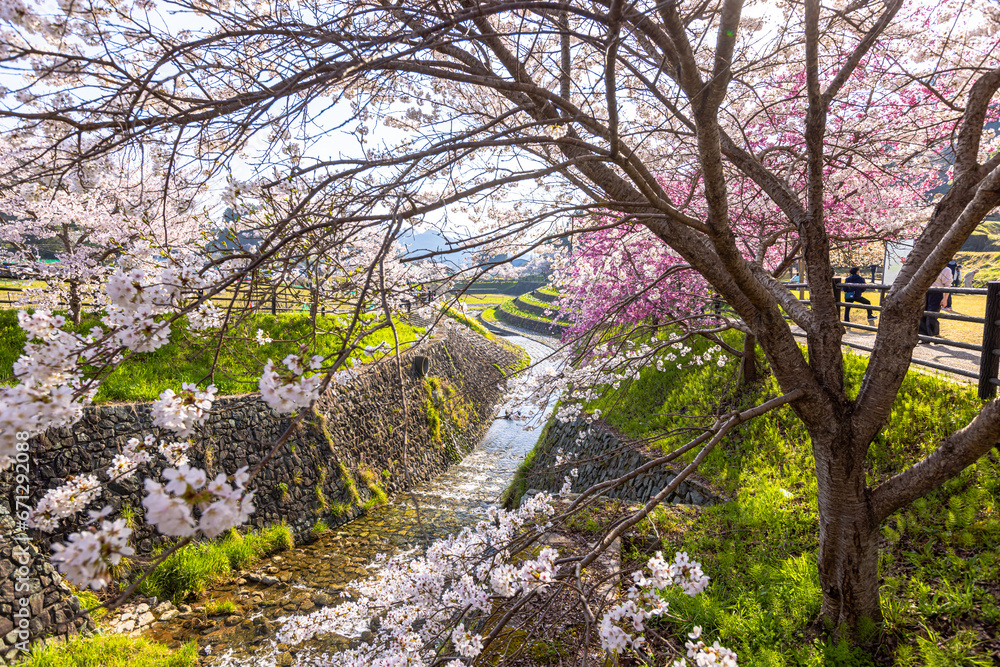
[398,228,473,267]
[398,228,529,268]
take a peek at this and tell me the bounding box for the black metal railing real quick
[780,280,999,399]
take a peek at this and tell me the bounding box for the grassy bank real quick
[441,305,530,371]
[137,523,294,603]
[0,310,423,403]
[954,251,1000,286]
[537,332,998,664]
[499,298,571,326]
[21,635,198,667]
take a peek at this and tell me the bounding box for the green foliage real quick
[138,523,292,602]
[0,310,424,402]
[70,588,106,620]
[499,298,568,325]
[203,598,237,616]
[118,504,139,531]
[277,482,289,500]
[22,634,198,667]
[424,397,443,443]
[358,465,389,508]
[315,484,330,511]
[570,330,996,665]
[330,502,352,518]
[339,461,361,504]
[311,518,330,535]
[441,305,491,337]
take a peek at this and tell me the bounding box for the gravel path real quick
[791,324,981,385]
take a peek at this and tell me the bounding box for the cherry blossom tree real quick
[0,142,201,324]
[2,0,1000,649]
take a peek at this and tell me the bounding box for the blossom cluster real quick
[50,513,134,591]
[106,436,154,480]
[276,492,558,665]
[188,302,226,331]
[259,354,324,413]
[27,474,103,532]
[151,383,218,438]
[143,464,255,539]
[673,626,739,667]
[598,551,719,659]
[0,311,101,468]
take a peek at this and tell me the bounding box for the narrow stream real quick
[141,336,558,664]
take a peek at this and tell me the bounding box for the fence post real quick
[977,281,1000,399]
[271,292,277,315]
[832,277,842,322]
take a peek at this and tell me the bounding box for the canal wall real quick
[0,503,90,663]
[510,418,718,506]
[0,326,521,652]
[495,304,567,336]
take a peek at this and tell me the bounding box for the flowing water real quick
[140,336,558,663]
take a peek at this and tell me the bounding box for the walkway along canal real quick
[134,336,559,664]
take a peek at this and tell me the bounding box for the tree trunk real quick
[68,280,82,326]
[814,433,882,630]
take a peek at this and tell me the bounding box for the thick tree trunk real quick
[814,433,882,630]
[68,280,82,326]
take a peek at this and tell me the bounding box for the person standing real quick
[844,267,876,328]
[919,265,954,340]
[943,261,960,310]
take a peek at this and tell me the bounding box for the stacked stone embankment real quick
[495,303,567,336]
[530,290,559,304]
[517,418,717,506]
[0,326,518,654]
[0,503,89,663]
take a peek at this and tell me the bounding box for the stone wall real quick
[0,503,89,664]
[495,305,567,336]
[530,290,558,304]
[515,418,718,506]
[0,326,518,654]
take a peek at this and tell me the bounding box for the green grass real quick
[21,634,198,667]
[955,250,1000,286]
[456,294,510,306]
[577,333,999,665]
[441,305,492,337]
[441,304,530,369]
[499,298,571,325]
[0,309,424,403]
[339,461,361,505]
[358,466,389,509]
[311,518,330,536]
[518,293,560,311]
[69,588,107,620]
[202,598,237,616]
[138,523,293,602]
